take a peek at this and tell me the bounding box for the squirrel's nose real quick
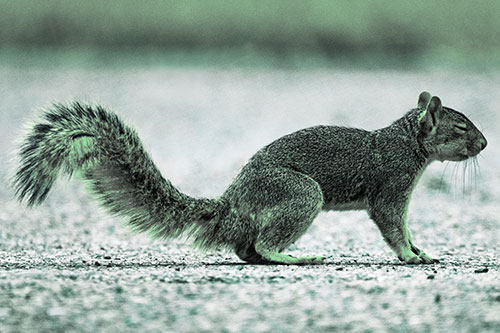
[479,137,487,150]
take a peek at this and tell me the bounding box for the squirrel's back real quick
[232,125,371,205]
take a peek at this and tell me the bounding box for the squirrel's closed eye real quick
[454,123,468,132]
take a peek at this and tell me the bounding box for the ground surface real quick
[0,62,499,332]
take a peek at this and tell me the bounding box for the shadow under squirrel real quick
[13,92,487,265]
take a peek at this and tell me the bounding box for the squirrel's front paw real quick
[399,253,422,264]
[418,252,440,264]
[399,251,439,265]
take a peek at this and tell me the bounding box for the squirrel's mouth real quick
[455,154,470,161]
[466,147,483,158]
[436,146,480,162]
[464,141,487,158]
[442,153,470,162]
[461,154,473,160]
[459,145,483,160]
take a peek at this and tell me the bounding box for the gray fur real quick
[12,92,487,265]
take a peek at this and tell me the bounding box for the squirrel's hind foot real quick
[236,246,324,265]
[255,251,324,265]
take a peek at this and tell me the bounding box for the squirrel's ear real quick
[420,96,442,134]
[417,91,432,109]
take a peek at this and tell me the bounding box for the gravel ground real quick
[0,63,499,332]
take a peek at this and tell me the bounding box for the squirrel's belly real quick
[322,198,368,212]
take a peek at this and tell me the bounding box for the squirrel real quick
[12,91,487,265]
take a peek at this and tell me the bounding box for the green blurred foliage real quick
[1,0,500,66]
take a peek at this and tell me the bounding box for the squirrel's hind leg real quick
[250,171,324,265]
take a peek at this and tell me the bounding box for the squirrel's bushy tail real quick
[13,102,226,245]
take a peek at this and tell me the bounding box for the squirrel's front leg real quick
[369,199,436,265]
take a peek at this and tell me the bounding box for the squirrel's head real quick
[416,91,487,162]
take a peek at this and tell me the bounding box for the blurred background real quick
[1,0,500,69]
